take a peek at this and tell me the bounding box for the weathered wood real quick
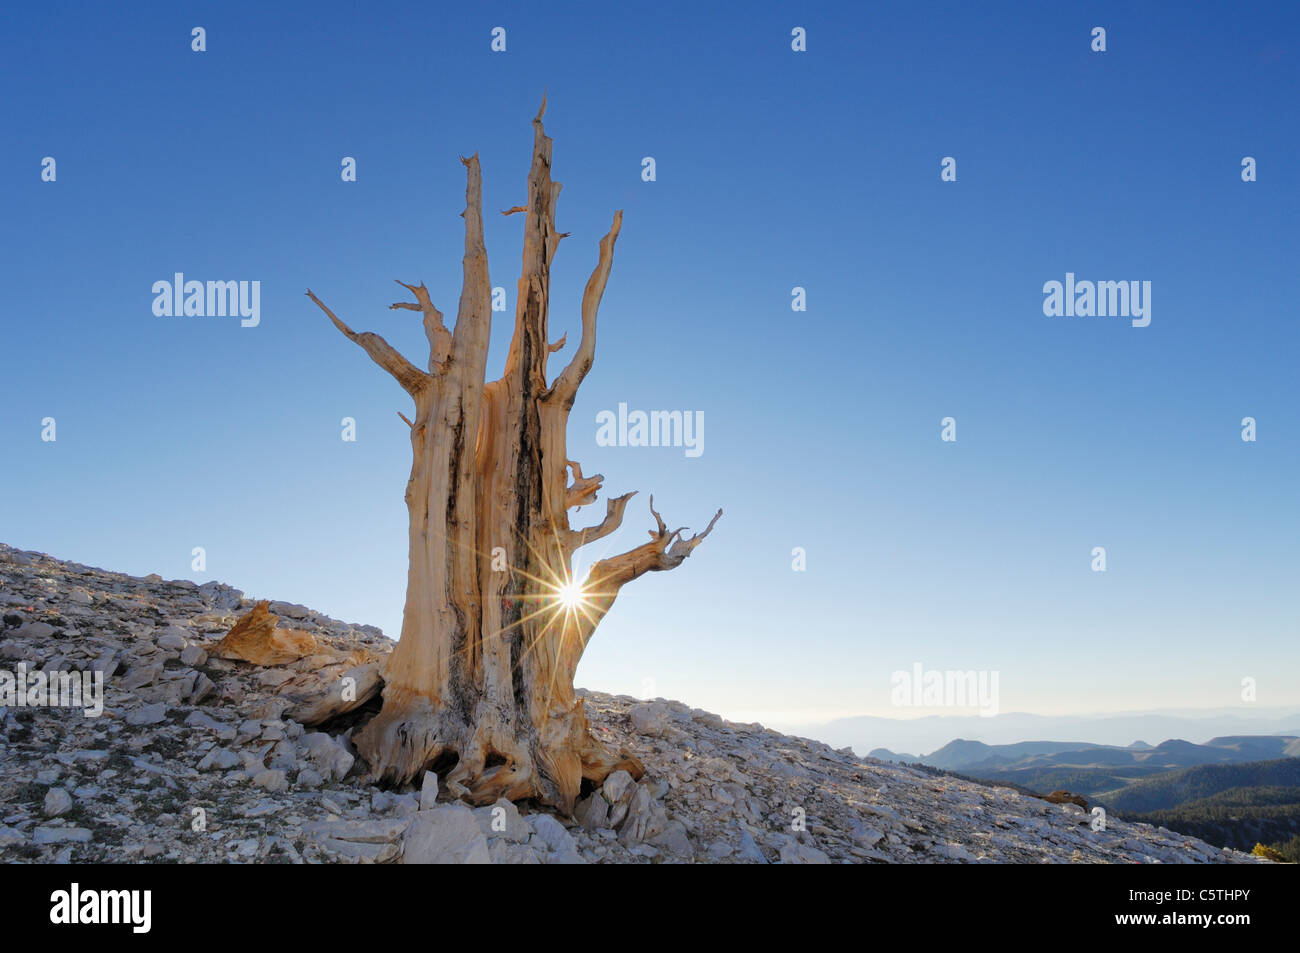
[306,101,719,813]
[214,601,317,666]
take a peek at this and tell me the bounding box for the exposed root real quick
[352,688,458,788]
[353,686,641,814]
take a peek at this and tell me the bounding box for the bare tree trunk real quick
[306,99,719,813]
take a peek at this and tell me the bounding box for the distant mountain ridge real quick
[792,711,1300,757]
[868,733,1300,859]
[870,734,1300,781]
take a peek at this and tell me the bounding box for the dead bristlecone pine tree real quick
[305,98,720,814]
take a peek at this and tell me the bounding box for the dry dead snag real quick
[305,99,720,813]
[214,600,317,666]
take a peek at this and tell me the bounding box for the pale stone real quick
[402,805,490,864]
[252,769,288,793]
[126,702,168,726]
[43,788,73,817]
[419,771,439,810]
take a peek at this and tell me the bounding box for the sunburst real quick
[554,578,587,611]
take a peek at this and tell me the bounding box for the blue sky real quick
[2,2,1297,735]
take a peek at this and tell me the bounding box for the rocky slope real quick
[0,543,1267,864]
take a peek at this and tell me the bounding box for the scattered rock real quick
[779,837,830,864]
[736,829,767,863]
[301,817,409,863]
[618,784,667,846]
[629,701,670,737]
[43,788,73,817]
[296,768,324,788]
[402,805,490,864]
[197,747,240,771]
[489,841,540,864]
[180,645,206,667]
[0,543,1272,867]
[532,814,585,864]
[126,703,168,726]
[33,827,93,845]
[650,820,693,856]
[156,629,188,651]
[419,771,439,810]
[473,798,531,843]
[575,792,610,830]
[252,769,288,793]
[602,769,635,804]
[301,732,355,782]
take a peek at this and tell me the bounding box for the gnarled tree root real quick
[354,687,643,814]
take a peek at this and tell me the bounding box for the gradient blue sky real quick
[3,2,1297,734]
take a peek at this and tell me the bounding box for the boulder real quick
[629,701,670,737]
[617,784,668,846]
[252,769,288,793]
[43,788,73,817]
[300,731,355,782]
[574,793,610,830]
[402,805,491,864]
[473,798,531,843]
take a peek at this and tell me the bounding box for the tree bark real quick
[306,99,719,813]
